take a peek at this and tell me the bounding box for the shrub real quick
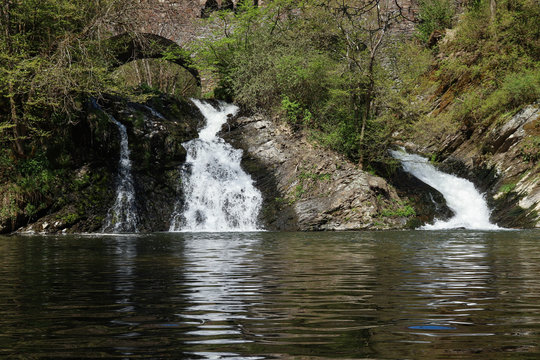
[499,183,517,194]
[416,0,455,43]
[519,136,540,163]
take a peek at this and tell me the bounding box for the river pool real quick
[1,230,539,359]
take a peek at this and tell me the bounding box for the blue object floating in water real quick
[408,325,456,330]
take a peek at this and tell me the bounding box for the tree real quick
[0,0,138,158]
[194,0,417,165]
[319,0,407,166]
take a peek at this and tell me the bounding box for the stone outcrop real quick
[419,105,540,228]
[111,96,202,232]
[12,96,202,234]
[223,114,413,230]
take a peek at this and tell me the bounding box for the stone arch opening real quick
[107,33,200,87]
[201,0,238,18]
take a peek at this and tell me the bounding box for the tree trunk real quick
[9,82,24,157]
[358,90,370,168]
[358,57,375,168]
[3,1,24,156]
[490,0,497,22]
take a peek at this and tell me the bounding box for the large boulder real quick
[223,114,413,230]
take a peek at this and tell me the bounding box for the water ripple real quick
[0,231,539,358]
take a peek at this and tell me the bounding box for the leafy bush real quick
[519,136,540,163]
[495,70,540,108]
[416,0,456,43]
[281,96,313,126]
[499,183,517,194]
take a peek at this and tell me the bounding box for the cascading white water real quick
[390,149,499,230]
[169,99,263,232]
[102,115,139,233]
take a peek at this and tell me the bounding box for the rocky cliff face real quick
[417,105,540,228]
[11,96,202,234]
[223,114,414,230]
[9,96,531,234]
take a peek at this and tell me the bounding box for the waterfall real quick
[102,114,139,233]
[390,149,499,230]
[169,99,263,232]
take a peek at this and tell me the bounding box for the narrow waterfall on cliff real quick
[169,99,263,232]
[102,114,139,233]
[390,149,499,230]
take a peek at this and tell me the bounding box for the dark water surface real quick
[1,231,539,359]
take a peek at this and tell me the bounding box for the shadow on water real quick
[0,230,539,359]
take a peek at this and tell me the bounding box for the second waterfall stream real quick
[169,100,263,232]
[390,149,500,230]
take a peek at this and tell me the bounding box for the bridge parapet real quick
[109,0,263,45]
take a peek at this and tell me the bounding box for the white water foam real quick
[390,149,500,230]
[102,115,139,233]
[169,99,263,232]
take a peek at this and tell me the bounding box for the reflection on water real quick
[181,234,262,347]
[0,231,539,359]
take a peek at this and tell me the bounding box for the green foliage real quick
[0,0,136,156]
[488,70,540,110]
[416,0,455,43]
[313,120,364,160]
[59,213,81,225]
[0,150,64,224]
[380,200,417,218]
[519,136,540,163]
[499,183,517,194]
[192,0,421,165]
[281,96,313,126]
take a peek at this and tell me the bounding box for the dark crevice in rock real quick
[379,162,454,228]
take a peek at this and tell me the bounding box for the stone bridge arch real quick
[119,0,263,45]
[105,1,265,88]
[200,0,262,15]
[107,32,200,87]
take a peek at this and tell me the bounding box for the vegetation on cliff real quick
[192,0,539,168]
[0,0,200,232]
[410,0,539,145]
[193,0,430,167]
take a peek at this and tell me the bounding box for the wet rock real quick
[14,95,202,234]
[427,105,540,228]
[223,114,410,230]
[384,164,454,226]
[106,96,202,231]
[487,106,539,154]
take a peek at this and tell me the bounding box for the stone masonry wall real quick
[121,0,415,46]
